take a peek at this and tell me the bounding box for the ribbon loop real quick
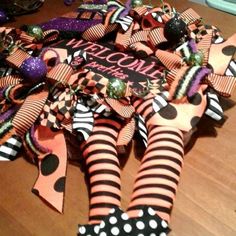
[12,89,49,136]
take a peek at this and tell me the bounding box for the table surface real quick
[1,1,236,236]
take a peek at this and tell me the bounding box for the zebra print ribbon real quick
[107,0,130,24]
[226,60,236,77]
[205,92,223,121]
[72,100,94,141]
[0,135,22,161]
[152,91,169,113]
[137,114,148,147]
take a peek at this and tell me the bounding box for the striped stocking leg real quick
[82,117,122,225]
[127,125,184,223]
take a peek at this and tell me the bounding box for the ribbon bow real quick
[156,31,236,99]
[0,45,85,212]
[19,27,59,51]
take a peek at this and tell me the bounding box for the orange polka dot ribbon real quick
[0,43,85,211]
[32,126,68,213]
[159,31,236,99]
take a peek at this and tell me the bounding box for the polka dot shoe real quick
[132,206,171,236]
[97,207,132,236]
[82,206,171,236]
[78,223,100,236]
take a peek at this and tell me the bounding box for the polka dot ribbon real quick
[78,206,170,236]
[0,42,86,212]
[160,31,236,99]
[32,126,67,213]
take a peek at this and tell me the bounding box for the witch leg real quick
[127,125,184,223]
[82,117,122,225]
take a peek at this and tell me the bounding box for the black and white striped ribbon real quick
[152,91,169,112]
[225,60,236,77]
[0,136,22,161]
[213,35,224,44]
[151,12,163,24]
[107,0,126,24]
[72,100,94,141]
[205,92,223,121]
[137,115,148,147]
[116,16,133,31]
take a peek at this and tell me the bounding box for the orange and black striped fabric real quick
[12,90,48,136]
[82,117,122,224]
[0,75,21,88]
[127,125,184,223]
[6,49,30,68]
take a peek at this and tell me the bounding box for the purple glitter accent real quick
[0,88,4,98]
[188,67,211,97]
[20,57,47,83]
[188,39,198,53]
[0,106,18,122]
[0,9,8,24]
[40,17,102,32]
[120,0,131,18]
[30,125,52,154]
[93,0,107,4]
[64,0,75,6]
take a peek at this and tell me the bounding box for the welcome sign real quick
[53,38,163,89]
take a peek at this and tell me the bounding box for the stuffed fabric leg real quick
[127,125,184,223]
[126,84,207,232]
[82,117,122,225]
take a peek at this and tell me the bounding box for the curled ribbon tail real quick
[32,126,68,213]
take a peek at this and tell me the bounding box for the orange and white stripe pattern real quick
[149,28,167,47]
[6,49,30,68]
[197,31,213,65]
[0,75,21,88]
[82,23,118,42]
[117,118,135,146]
[105,97,134,118]
[206,73,236,97]
[12,90,48,136]
[156,49,182,71]
[180,8,201,24]
[20,32,35,44]
[129,30,149,45]
[47,63,73,86]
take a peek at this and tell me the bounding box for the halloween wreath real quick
[0,0,235,235]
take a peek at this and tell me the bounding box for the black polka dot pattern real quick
[132,206,170,235]
[78,224,99,236]
[98,207,130,236]
[32,188,39,196]
[41,154,59,176]
[222,45,236,56]
[77,206,170,236]
[54,176,66,192]
[187,93,202,105]
[190,116,201,128]
[158,104,178,120]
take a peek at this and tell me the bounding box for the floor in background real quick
[190,0,207,6]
